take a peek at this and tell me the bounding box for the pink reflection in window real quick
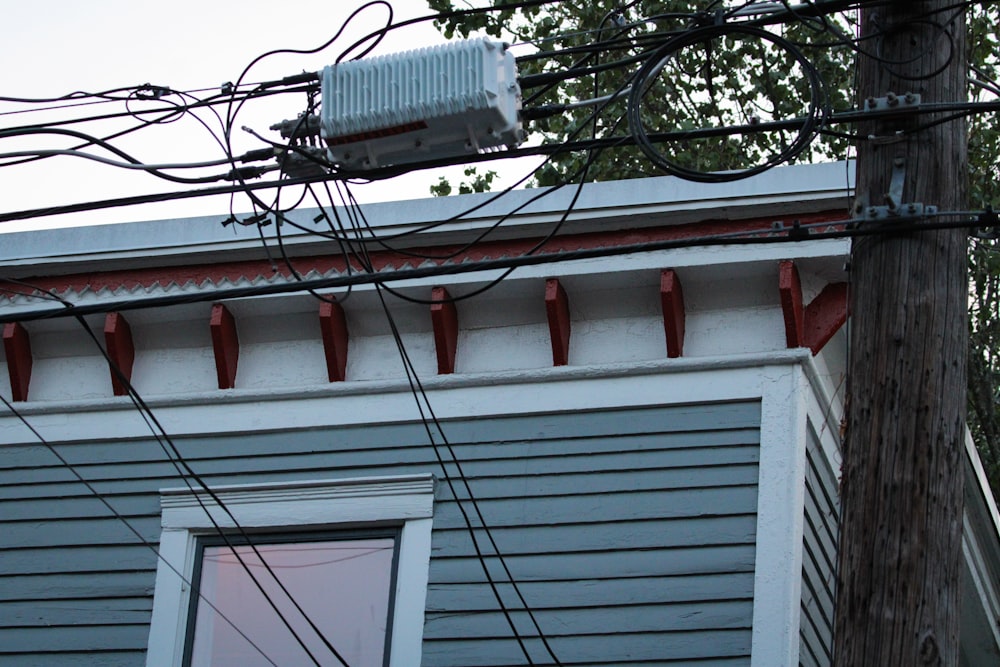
[189,537,396,667]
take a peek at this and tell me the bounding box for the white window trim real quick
[145,473,435,667]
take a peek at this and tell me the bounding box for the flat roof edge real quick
[0,162,854,270]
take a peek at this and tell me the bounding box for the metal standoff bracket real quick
[862,157,936,222]
[863,92,921,112]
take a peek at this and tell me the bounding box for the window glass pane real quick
[188,537,396,667]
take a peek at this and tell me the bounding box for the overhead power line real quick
[3,210,996,324]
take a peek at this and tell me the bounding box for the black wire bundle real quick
[0,2,994,664]
[625,23,825,182]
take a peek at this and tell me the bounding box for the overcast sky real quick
[0,0,536,232]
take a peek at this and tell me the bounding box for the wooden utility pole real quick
[833,1,968,665]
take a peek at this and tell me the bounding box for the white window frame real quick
[145,473,435,667]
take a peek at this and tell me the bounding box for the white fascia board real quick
[751,364,810,667]
[0,162,853,275]
[0,350,812,444]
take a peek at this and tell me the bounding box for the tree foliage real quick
[966,5,1000,501]
[427,0,1000,498]
[429,0,856,184]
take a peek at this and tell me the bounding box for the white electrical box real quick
[320,38,524,170]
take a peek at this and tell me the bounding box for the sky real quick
[0,0,537,232]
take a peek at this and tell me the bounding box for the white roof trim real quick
[0,161,854,272]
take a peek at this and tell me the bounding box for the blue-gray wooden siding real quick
[0,400,761,666]
[798,422,840,667]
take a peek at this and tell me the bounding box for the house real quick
[0,162,997,666]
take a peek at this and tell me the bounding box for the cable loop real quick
[627,23,825,183]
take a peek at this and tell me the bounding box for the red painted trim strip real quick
[778,260,804,349]
[545,279,571,366]
[804,282,849,354]
[318,300,349,382]
[431,287,458,375]
[210,303,239,389]
[660,269,686,358]
[104,312,135,396]
[7,211,847,298]
[2,322,31,402]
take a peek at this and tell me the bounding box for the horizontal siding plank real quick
[799,599,832,666]
[0,485,758,548]
[0,443,760,501]
[0,571,155,602]
[423,601,755,638]
[0,402,762,469]
[803,498,838,573]
[0,624,149,653]
[420,629,753,665]
[0,517,160,549]
[799,428,840,667]
[0,652,146,667]
[801,544,836,625]
[435,464,760,500]
[426,573,755,610]
[0,545,156,577]
[0,598,152,628]
[0,494,161,523]
[432,486,759,530]
[431,515,757,556]
[804,457,840,551]
[0,430,759,488]
[0,463,759,522]
[429,545,757,583]
[0,401,761,664]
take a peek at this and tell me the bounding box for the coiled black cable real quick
[626,23,825,182]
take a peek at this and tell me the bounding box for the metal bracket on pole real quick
[864,203,936,222]
[885,156,906,211]
[859,156,937,222]
[863,92,921,112]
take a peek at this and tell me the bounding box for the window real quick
[146,475,434,667]
[185,530,398,667]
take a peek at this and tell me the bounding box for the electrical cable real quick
[627,23,825,182]
[2,272,359,665]
[0,84,314,135]
[358,84,624,306]
[0,274,351,666]
[0,5,991,663]
[0,148,241,172]
[315,73,632,265]
[6,207,996,325]
[0,126,260,185]
[376,283,561,665]
[72,306,354,665]
[0,391,283,667]
[0,1,984,222]
[84,316,354,667]
[297,179,563,664]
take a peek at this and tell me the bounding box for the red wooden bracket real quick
[319,300,349,382]
[804,282,849,354]
[104,312,135,397]
[779,261,806,348]
[660,269,686,358]
[545,279,571,366]
[210,303,239,389]
[431,287,458,375]
[779,260,848,354]
[3,322,32,402]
